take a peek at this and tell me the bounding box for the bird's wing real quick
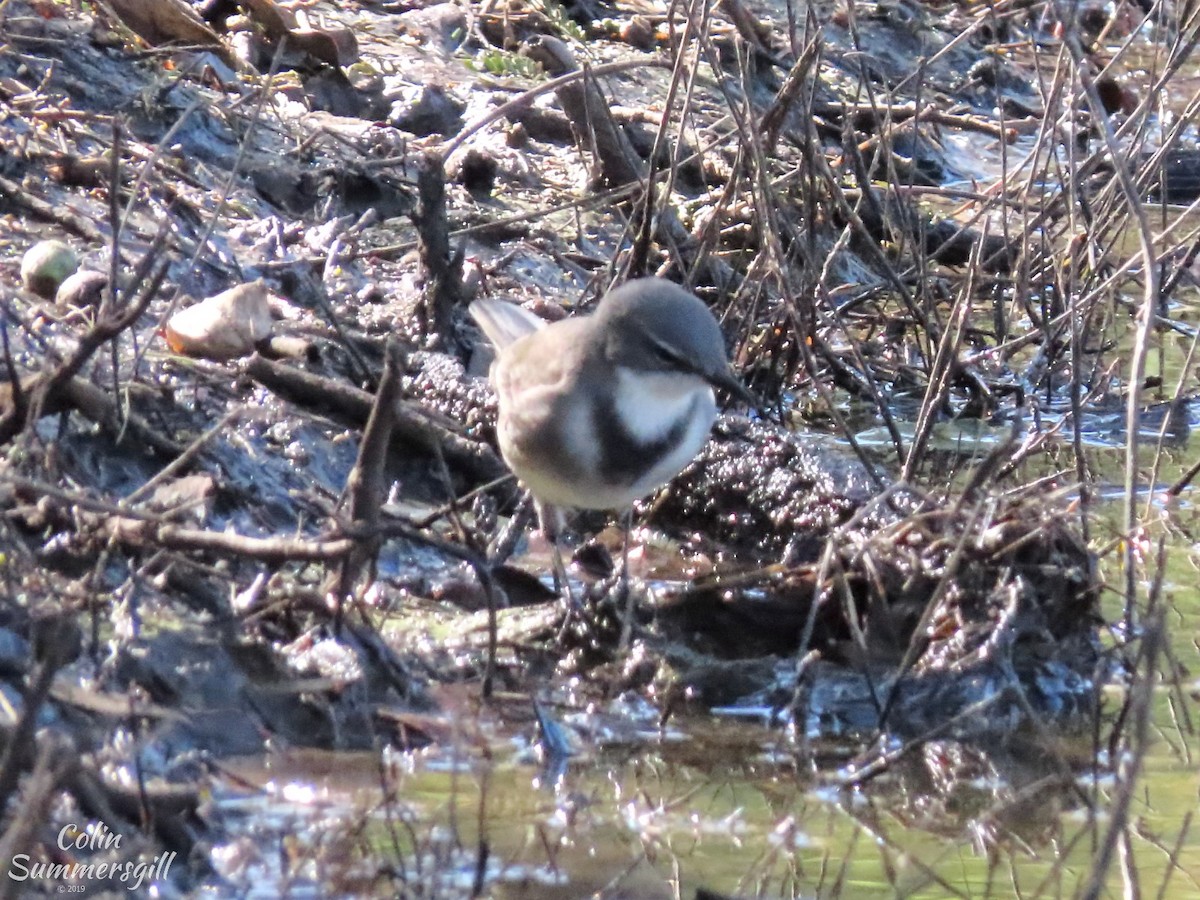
[469,299,547,349]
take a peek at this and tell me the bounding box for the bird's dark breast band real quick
[593,394,696,486]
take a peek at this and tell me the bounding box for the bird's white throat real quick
[613,367,716,443]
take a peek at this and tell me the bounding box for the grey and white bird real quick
[470,277,751,532]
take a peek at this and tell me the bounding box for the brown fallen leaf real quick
[100,0,247,71]
[238,0,359,68]
[240,0,298,39]
[289,27,359,68]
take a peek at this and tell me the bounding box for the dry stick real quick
[536,46,640,279]
[1120,828,1141,900]
[245,354,504,482]
[123,404,245,505]
[1053,61,1100,536]
[350,122,740,291]
[528,31,740,290]
[717,0,787,67]
[728,34,893,480]
[820,134,932,336]
[0,616,78,807]
[1158,219,1200,304]
[0,307,24,429]
[662,24,754,292]
[900,223,985,481]
[331,337,404,623]
[116,98,202,241]
[412,152,461,348]
[856,183,1018,275]
[359,180,642,261]
[107,119,124,417]
[761,26,820,151]
[1016,60,1117,442]
[1145,322,1200,509]
[1155,621,1197,756]
[440,58,673,159]
[0,171,107,244]
[0,369,183,458]
[471,764,490,897]
[0,663,58,808]
[626,0,705,277]
[106,518,354,562]
[1055,13,1160,638]
[982,48,1088,286]
[984,230,1197,367]
[410,471,516,531]
[792,94,909,463]
[1080,543,1167,900]
[351,119,743,266]
[835,16,936,323]
[60,376,183,457]
[0,470,353,561]
[1168,450,1200,495]
[0,744,78,900]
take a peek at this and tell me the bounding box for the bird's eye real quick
[650,340,685,368]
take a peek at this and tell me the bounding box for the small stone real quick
[454,148,498,196]
[21,240,78,298]
[0,628,31,677]
[388,84,464,137]
[55,269,108,307]
[620,16,656,50]
[506,122,528,148]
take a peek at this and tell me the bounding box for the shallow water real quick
[201,440,1200,897]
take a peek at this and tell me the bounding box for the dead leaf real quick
[289,27,359,68]
[103,0,222,47]
[240,0,359,68]
[240,0,297,40]
[100,0,247,71]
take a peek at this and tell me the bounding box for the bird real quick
[470,277,752,550]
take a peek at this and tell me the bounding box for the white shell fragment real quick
[164,280,276,360]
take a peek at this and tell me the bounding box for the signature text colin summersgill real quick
[8,822,176,891]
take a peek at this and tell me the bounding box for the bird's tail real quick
[468,299,546,349]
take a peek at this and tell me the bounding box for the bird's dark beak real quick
[708,367,756,409]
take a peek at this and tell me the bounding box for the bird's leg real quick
[489,493,535,563]
[617,507,635,652]
[537,500,578,612]
[551,539,574,604]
